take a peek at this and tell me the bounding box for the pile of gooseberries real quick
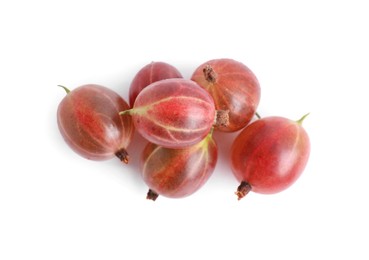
[57,59,310,201]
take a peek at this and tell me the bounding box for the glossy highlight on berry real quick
[231,114,310,200]
[55,57,311,202]
[57,84,134,163]
[129,61,182,107]
[141,130,218,200]
[191,58,261,132]
[121,79,226,149]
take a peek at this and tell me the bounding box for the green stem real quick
[58,85,70,94]
[119,106,148,116]
[119,109,132,116]
[208,126,214,137]
[296,113,310,125]
[195,127,215,151]
[255,112,261,119]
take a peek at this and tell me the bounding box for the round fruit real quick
[191,58,260,132]
[57,84,134,163]
[230,114,310,199]
[120,78,227,148]
[129,61,182,107]
[141,130,217,200]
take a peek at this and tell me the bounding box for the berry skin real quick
[191,58,260,132]
[141,131,217,200]
[129,61,182,107]
[231,115,310,199]
[121,79,222,149]
[57,84,134,163]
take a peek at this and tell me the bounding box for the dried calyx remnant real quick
[235,181,252,200]
[203,65,217,83]
[115,148,129,164]
[214,110,230,127]
[147,189,159,201]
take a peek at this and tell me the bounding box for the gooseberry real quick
[57,84,134,163]
[141,130,217,200]
[230,114,310,200]
[191,58,260,132]
[121,78,228,148]
[129,61,182,107]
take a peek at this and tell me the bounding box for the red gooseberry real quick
[57,84,134,163]
[129,61,182,107]
[120,78,228,149]
[191,58,261,132]
[230,114,310,200]
[141,130,217,200]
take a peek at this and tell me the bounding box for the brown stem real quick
[115,148,129,164]
[235,181,252,200]
[214,110,230,127]
[203,65,217,83]
[146,189,159,201]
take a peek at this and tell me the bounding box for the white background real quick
[1,0,368,259]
